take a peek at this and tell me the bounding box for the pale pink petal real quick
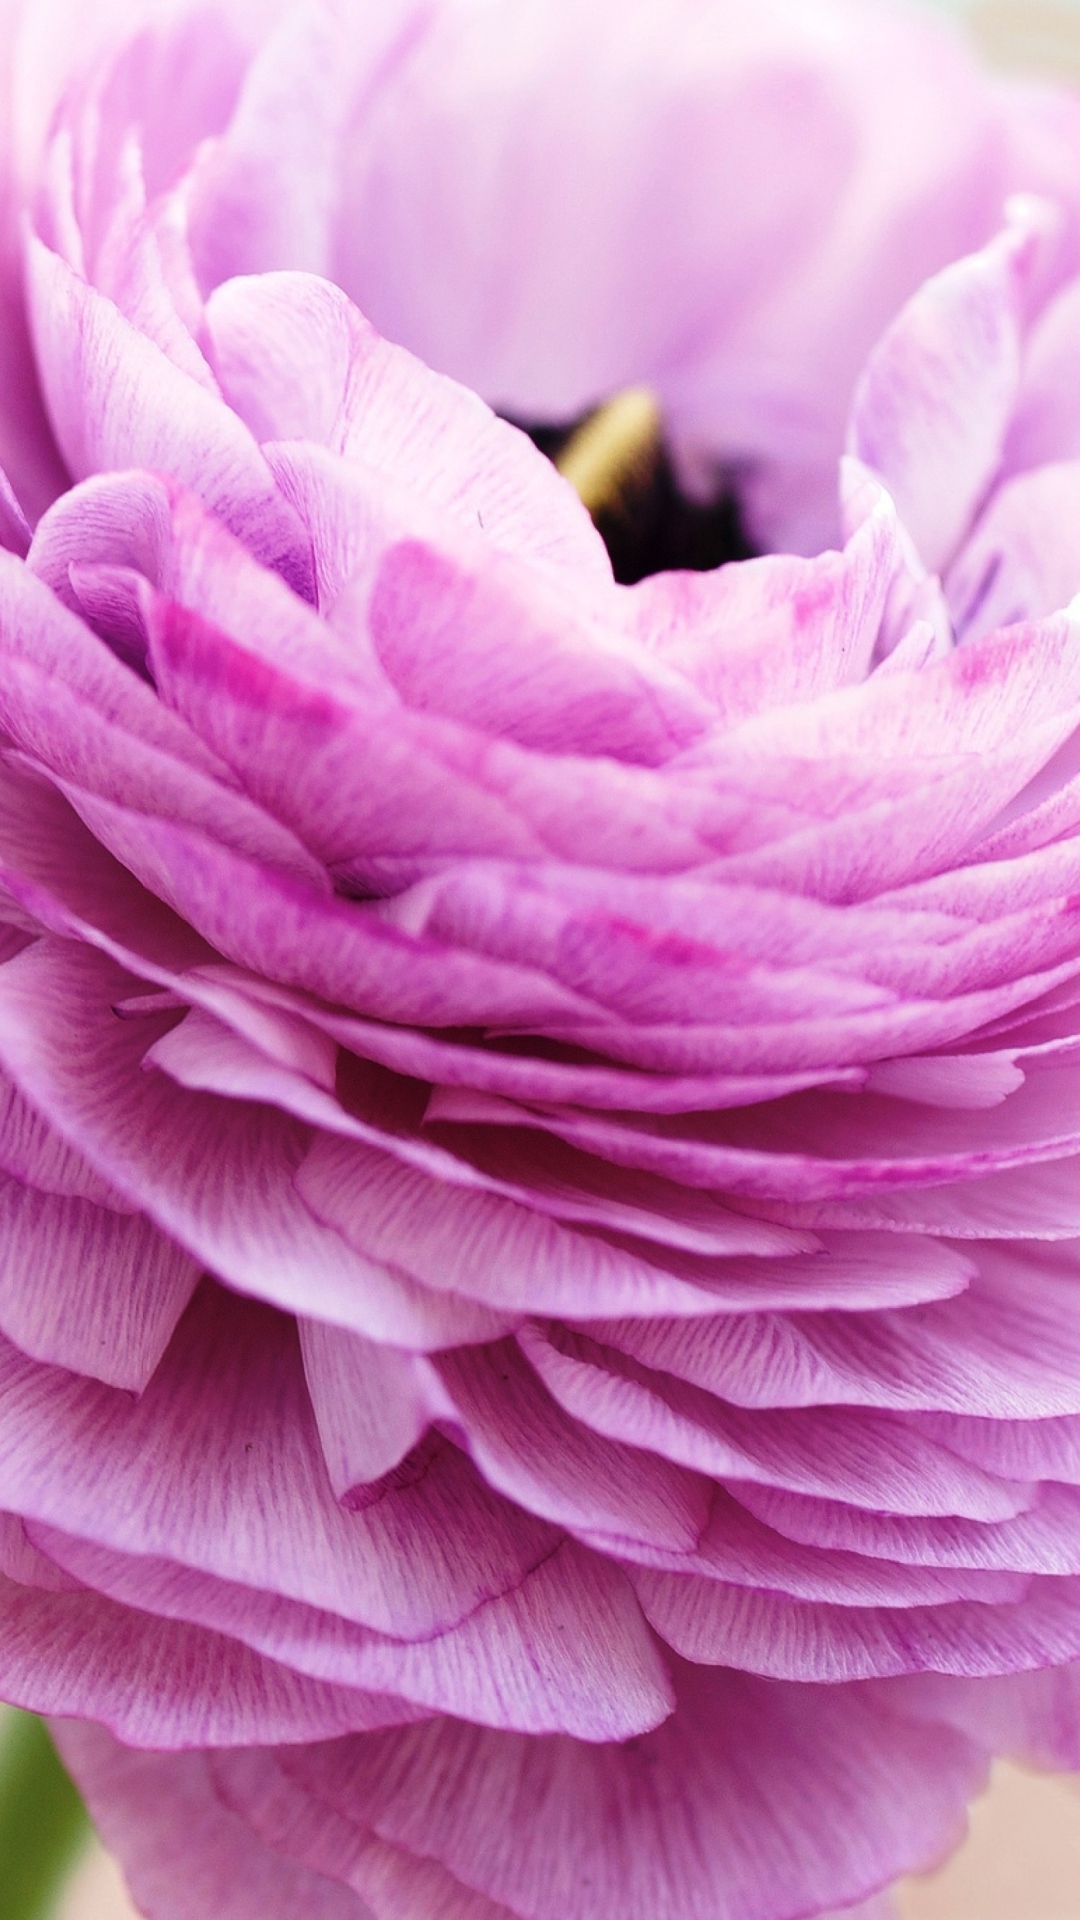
[204,270,609,585]
[848,203,1051,572]
[1005,270,1080,473]
[184,0,425,288]
[872,1663,1080,1773]
[946,460,1080,642]
[25,235,314,596]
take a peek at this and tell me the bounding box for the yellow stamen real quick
[555,387,662,520]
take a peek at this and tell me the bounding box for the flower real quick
[1,6,1080,1920]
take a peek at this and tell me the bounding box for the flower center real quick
[515,388,757,583]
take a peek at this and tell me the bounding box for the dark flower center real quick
[509,389,757,584]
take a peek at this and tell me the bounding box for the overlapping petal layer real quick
[0,6,1077,1920]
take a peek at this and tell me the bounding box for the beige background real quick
[965,0,1080,84]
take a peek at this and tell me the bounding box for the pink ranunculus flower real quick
[2,9,1080,1920]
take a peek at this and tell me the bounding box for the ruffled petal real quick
[57,1725,366,1920]
[262,1665,985,1920]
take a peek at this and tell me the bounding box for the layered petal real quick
[0,16,1079,1920]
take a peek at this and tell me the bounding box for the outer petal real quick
[55,1722,369,1920]
[269,1665,986,1920]
[215,1742,518,1920]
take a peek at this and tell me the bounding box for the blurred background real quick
[948,0,1080,79]
[6,2,1080,1918]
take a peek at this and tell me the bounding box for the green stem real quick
[0,1713,90,1920]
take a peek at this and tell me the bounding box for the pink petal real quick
[274,1663,985,1920]
[367,538,710,765]
[25,235,315,597]
[40,1524,673,1741]
[295,1132,770,1320]
[0,1572,415,1746]
[624,474,898,721]
[946,459,1080,641]
[435,1338,711,1556]
[634,1495,1024,1604]
[298,1321,441,1498]
[0,1173,198,1389]
[0,940,503,1348]
[848,203,1051,572]
[0,1282,559,1638]
[633,1570,1080,1681]
[56,1725,365,1920]
[0,1073,131,1208]
[205,270,609,585]
[520,1323,1026,1521]
[598,1241,1080,1419]
[734,1481,1080,1577]
[212,1741,518,1920]
[0,549,328,889]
